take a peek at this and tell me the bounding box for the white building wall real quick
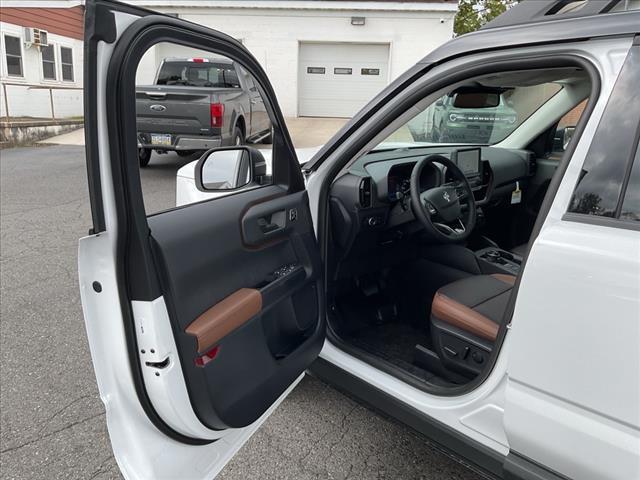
[0,21,83,119]
[132,4,455,117]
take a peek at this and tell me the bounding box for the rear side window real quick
[156,61,241,88]
[567,46,640,219]
[619,144,640,222]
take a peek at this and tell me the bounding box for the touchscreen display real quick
[456,148,480,176]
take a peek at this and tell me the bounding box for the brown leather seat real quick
[431,274,516,342]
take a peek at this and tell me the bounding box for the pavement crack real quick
[1,197,86,217]
[87,455,116,480]
[1,411,104,455]
[37,394,92,434]
[343,463,355,480]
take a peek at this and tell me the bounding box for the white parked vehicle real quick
[79,1,640,479]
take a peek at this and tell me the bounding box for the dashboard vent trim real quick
[359,177,372,208]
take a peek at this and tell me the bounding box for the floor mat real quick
[344,322,448,384]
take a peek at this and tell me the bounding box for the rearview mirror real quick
[195,146,267,191]
[450,87,502,109]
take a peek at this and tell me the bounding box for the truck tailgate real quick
[136,86,213,136]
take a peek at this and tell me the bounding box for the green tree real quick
[454,0,519,36]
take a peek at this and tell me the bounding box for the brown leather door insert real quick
[186,288,262,353]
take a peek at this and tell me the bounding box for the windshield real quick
[378,82,562,148]
[156,61,241,88]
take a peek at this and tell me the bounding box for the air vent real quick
[358,177,372,208]
[526,152,536,176]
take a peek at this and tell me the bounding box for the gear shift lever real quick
[485,250,501,262]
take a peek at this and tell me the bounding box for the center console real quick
[475,247,521,275]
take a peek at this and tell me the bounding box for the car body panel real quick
[79,230,304,479]
[80,2,320,478]
[505,222,640,480]
[299,33,638,480]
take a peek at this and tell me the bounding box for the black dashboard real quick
[329,145,535,253]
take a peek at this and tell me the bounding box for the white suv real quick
[79,1,640,479]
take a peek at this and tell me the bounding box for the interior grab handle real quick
[257,210,286,234]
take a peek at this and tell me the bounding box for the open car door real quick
[78,1,325,478]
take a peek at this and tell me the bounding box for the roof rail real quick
[481,0,623,30]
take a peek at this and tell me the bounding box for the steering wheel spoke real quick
[433,219,466,237]
[420,191,438,215]
[410,154,477,243]
[453,181,469,200]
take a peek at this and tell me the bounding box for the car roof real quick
[419,7,640,65]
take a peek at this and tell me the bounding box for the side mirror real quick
[195,146,267,191]
[435,98,445,107]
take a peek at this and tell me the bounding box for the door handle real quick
[144,91,167,98]
[258,219,281,233]
[257,210,285,234]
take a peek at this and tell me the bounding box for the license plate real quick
[150,133,172,146]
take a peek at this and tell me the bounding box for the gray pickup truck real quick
[136,57,272,166]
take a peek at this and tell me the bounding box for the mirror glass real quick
[200,149,251,190]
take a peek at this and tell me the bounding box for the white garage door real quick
[298,43,389,118]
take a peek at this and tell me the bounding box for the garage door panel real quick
[299,43,389,63]
[298,43,389,118]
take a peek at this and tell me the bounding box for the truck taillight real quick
[210,103,224,127]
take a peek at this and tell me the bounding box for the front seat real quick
[430,274,515,377]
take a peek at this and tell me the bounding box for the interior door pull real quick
[257,210,285,234]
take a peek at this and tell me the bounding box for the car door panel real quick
[80,1,325,477]
[147,187,323,430]
[504,42,640,480]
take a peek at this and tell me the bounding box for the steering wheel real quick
[410,154,476,243]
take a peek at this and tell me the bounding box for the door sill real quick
[324,324,487,398]
[309,356,504,479]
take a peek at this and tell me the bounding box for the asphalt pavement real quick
[0,144,484,479]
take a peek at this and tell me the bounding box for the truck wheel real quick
[232,127,245,146]
[138,148,151,167]
[176,150,196,157]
